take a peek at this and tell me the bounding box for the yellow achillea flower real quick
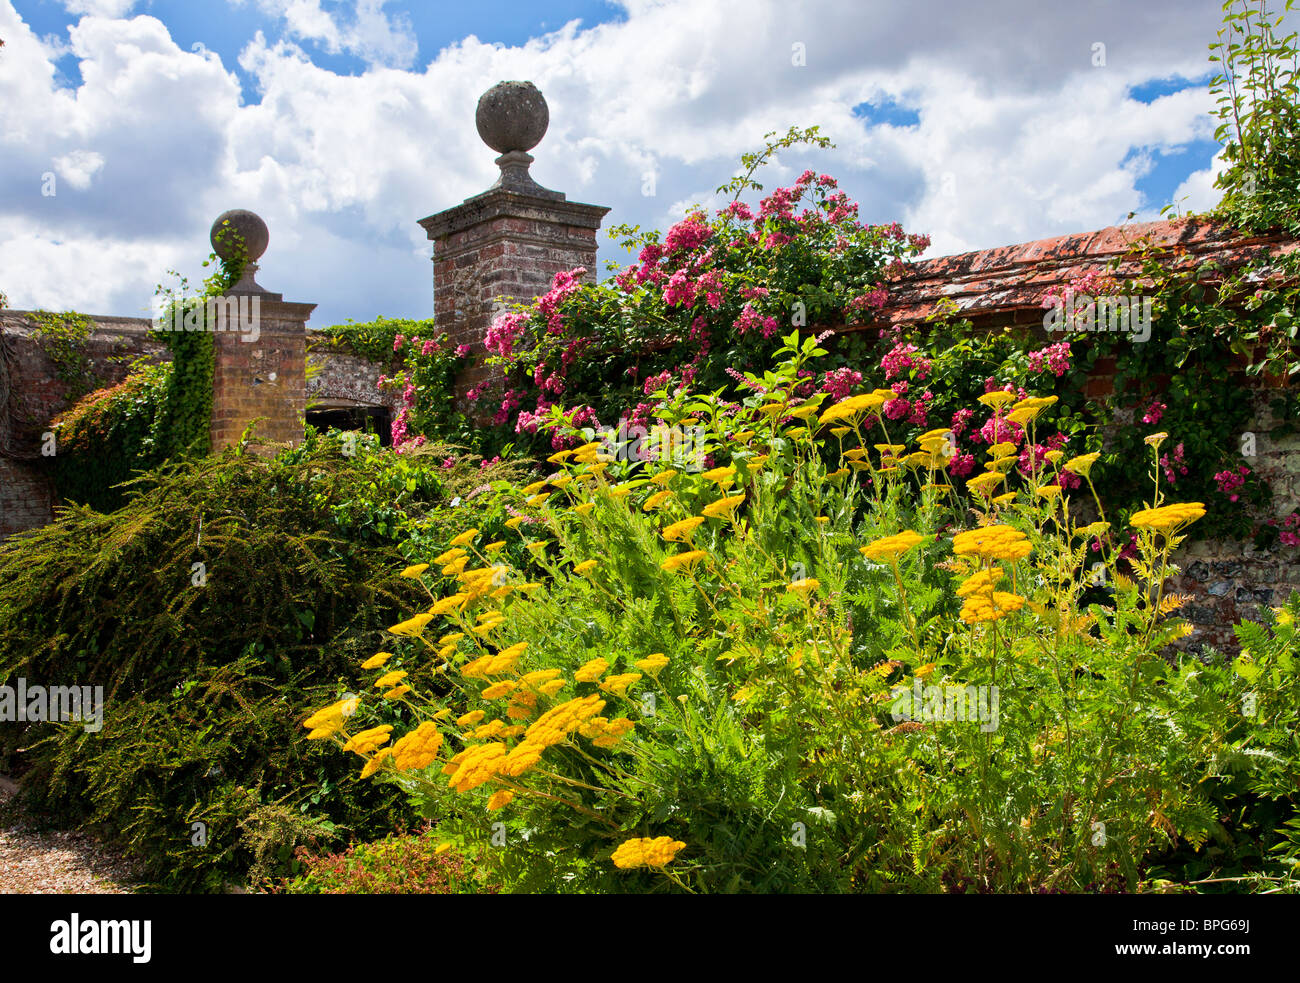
[1036,485,1063,501]
[485,541,507,553]
[435,842,453,855]
[861,530,925,560]
[441,556,468,577]
[702,494,745,519]
[965,471,1005,494]
[547,449,574,464]
[611,836,686,869]
[579,715,636,747]
[609,484,633,500]
[1013,396,1058,411]
[505,516,527,530]
[987,441,1018,459]
[456,710,486,728]
[992,492,1017,506]
[487,790,514,811]
[374,670,407,689]
[661,550,708,573]
[989,455,1020,472]
[401,563,429,578]
[446,743,508,793]
[437,644,457,661]
[818,393,885,425]
[827,467,850,479]
[426,590,467,613]
[977,391,1017,410]
[829,426,852,438]
[875,443,907,455]
[1044,450,1065,465]
[472,719,507,739]
[361,652,393,670]
[389,722,443,772]
[439,631,465,646]
[360,747,392,779]
[573,559,599,575]
[434,548,466,565]
[960,591,1026,624]
[525,493,550,507]
[481,681,517,699]
[788,403,820,420]
[551,475,575,490]
[733,430,757,442]
[499,741,545,776]
[787,578,820,596]
[663,516,706,542]
[1006,406,1043,426]
[1143,432,1169,448]
[1129,502,1206,532]
[843,448,868,460]
[521,480,548,495]
[649,469,678,487]
[957,567,1004,597]
[343,725,393,755]
[599,672,643,696]
[702,465,737,487]
[634,653,669,675]
[952,524,1032,561]
[389,613,435,636]
[757,401,789,418]
[574,658,609,683]
[537,679,566,696]
[525,695,606,747]
[574,502,595,516]
[644,489,673,511]
[1063,452,1101,478]
[499,725,526,738]
[382,685,412,700]
[519,668,562,687]
[450,528,479,548]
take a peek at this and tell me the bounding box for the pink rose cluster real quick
[1214,465,1250,502]
[880,342,931,381]
[1026,342,1071,377]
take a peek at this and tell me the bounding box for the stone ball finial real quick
[476,81,549,154]
[210,209,269,263]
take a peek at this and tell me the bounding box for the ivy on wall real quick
[49,226,248,511]
[30,309,98,401]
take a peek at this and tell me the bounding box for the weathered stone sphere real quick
[210,209,269,262]
[475,81,549,154]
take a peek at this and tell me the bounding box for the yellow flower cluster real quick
[525,695,607,748]
[444,743,507,792]
[342,724,392,755]
[611,836,687,869]
[1129,502,1206,532]
[389,721,443,772]
[952,525,1032,562]
[578,715,636,747]
[861,530,925,560]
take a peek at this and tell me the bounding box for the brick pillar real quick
[206,210,316,454]
[417,81,609,403]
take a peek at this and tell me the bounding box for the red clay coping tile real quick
[873,217,1296,329]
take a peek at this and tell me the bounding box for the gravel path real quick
[0,775,139,894]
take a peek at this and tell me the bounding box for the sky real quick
[0,0,1240,331]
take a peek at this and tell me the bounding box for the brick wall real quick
[419,188,608,411]
[0,312,166,539]
[208,297,315,453]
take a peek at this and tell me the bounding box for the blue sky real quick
[0,0,1248,330]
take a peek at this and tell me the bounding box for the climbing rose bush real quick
[474,168,929,455]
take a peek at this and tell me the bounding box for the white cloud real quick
[243,0,418,68]
[62,0,138,16]
[0,0,1238,328]
[52,149,106,189]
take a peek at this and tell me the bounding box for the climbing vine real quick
[50,224,249,510]
[30,309,97,401]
